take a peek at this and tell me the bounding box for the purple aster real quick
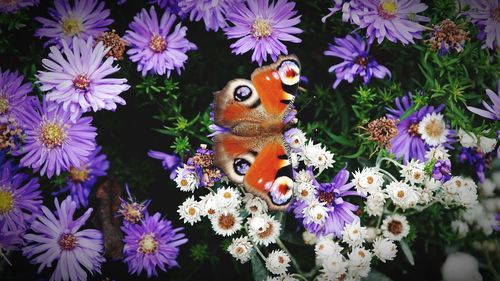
[0,0,38,13]
[23,196,105,281]
[356,0,430,44]
[463,0,500,50]
[293,167,363,238]
[386,94,445,163]
[0,158,41,233]
[0,69,32,122]
[151,0,183,14]
[53,146,109,208]
[117,184,151,225]
[458,147,490,183]
[178,0,241,31]
[467,81,500,121]
[324,34,391,89]
[16,99,97,178]
[224,0,303,66]
[322,0,366,24]
[122,212,188,277]
[35,0,113,48]
[38,37,129,120]
[431,159,452,182]
[124,6,197,77]
[0,220,23,265]
[148,150,181,179]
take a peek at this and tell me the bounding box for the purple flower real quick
[117,184,151,225]
[124,6,197,77]
[322,0,366,24]
[35,0,113,48]
[179,0,241,31]
[386,94,445,163]
[467,81,500,120]
[459,147,490,183]
[23,196,105,281]
[463,0,500,50]
[494,213,500,232]
[148,150,181,179]
[0,220,23,265]
[151,0,183,14]
[122,213,188,277]
[0,0,38,13]
[356,0,430,44]
[53,146,109,208]
[0,69,33,122]
[224,0,303,66]
[0,159,42,233]
[38,37,129,120]
[431,159,451,182]
[324,34,391,89]
[293,167,362,238]
[16,99,97,178]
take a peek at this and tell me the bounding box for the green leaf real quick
[399,240,415,265]
[251,254,268,281]
[362,270,393,281]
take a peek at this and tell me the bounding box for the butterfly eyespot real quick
[234,85,252,102]
[234,158,251,176]
[278,60,300,86]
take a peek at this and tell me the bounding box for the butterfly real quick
[212,55,301,211]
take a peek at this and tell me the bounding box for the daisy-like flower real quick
[347,246,372,278]
[467,81,500,121]
[352,167,384,195]
[227,236,253,263]
[300,140,335,174]
[211,209,242,236]
[294,181,316,202]
[463,0,500,50]
[357,0,430,45]
[174,165,201,192]
[177,196,202,225]
[400,159,425,184]
[325,34,391,89]
[22,196,105,281]
[425,145,450,161]
[442,176,478,207]
[247,214,281,246]
[35,0,113,48]
[341,221,366,247]
[381,214,410,240]
[16,100,96,178]
[0,0,38,13]
[365,191,386,217]
[302,231,317,245]
[314,237,343,262]
[451,220,470,238]
[284,128,307,152]
[265,250,290,275]
[124,6,197,77]
[117,185,151,224]
[372,237,397,262]
[148,150,182,179]
[418,112,449,146]
[150,0,183,14]
[303,200,329,225]
[38,36,129,120]
[54,146,109,208]
[385,181,420,209]
[0,159,41,232]
[244,194,268,215]
[0,69,32,122]
[178,0,241,31]
[321,253,347,280]
[224,0,303,66]
[122,213,188,277]
[0,220,23,265]
[199,193,218,217]
[214,186,241,213]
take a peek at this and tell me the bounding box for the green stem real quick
[277,238,304,275]
[291,274,309,281]
[254,245,266,261]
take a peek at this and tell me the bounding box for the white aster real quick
[372,237,397,263]
[365,227,380,243]
[295,169,314,184]
[285,128,307,151]
[385,181,420,210]
[215,186,241,213]
[346,246,372,278]
[341,221,366,247]
[265,250,290,275]
[425,145,450,161]
[244,195,268,215]
[294,181,317,202]
[457,129,478,148]
[352,167,384,195]
[443,176,478,207]
[174,166,200,192]
[321,253,347,280]
[479,179,496,197]
[199,193,218,217]
[266,274,299,281]
[451,220,469,238]
[381,214,410,241]
[210,209,242,237]
[302,231,317,245]
[303,199,329,225]
[177,196,202,225]
[247,214,281,246]
[300,140,335,174]
[228,236,253,264]
[365,191,386,217]
[315,237,343,262]
[400,159,426,185]
[478,135,497,154]
[418,112,448,146]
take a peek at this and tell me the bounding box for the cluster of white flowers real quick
[457,129,497,154]
[442,176,478,207]
[287,129,335,174]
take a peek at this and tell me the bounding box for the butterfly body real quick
[213,56,301,211]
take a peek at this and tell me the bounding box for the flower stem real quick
[277,238,304,275]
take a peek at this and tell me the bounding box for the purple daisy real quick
[0,0,38,13]
[178,0,241,31]
[467,81,500,120]
[35,0,113,48]
[16,99,97,178]
[122,212,188,277]
[0,69,32,122]
[0,220,23,265]
[356,0,430,44]
[53,146,109,208]
[322,0,366,24]
[463,0,500,50]
[324,34,391,89]
[458,147,490,183]
[23,196,105,281]
[386,94,445,163]
[432,159,452,182]
[148,150,181,179]
[224,0,303,66]
[0,158,42,233]
[124,6,197,77]
[38,36,129,120]
[117,184,151,225]
[293,167,362,238]
[151,0,183,14]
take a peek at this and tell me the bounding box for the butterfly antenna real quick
[296,95,315,115]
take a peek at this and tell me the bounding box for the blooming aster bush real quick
[0,1,499,281]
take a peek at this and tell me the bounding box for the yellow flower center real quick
[122,203,143,223]
[251,18,273,38]
[61,17,83,37]
[397,190,405,198]
[424,119,445,138]
[0,189,14,215]
[69,165,90,183]
[148,33,167,53]
[0,96,9,115]
[139,233,158,254]
[58,233,78,250]
[223,191,232,199]
[73,74,91,90]
[39,122,67,149]
[378,1,398,19]
[187,207,196,216]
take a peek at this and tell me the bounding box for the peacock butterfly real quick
[212,55,301,211]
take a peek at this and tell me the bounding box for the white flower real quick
[177,196,202,225]
[476,215,496,236]
[424,178,442,191]
[461,203,483,224]
[303,200,329,225]
[247,214,281,246]
[372,237,397,263]
[441,252,483,281]
[174,166,200,192]
[352,167,384,195]
[199,193,218,217]
[385,181,420,210]
[265,250,290,275]
[457,129,478,148]
[400,159,425,185]
[482,198,500,213]
[315,237,343,262]
[443,177,478,207]
[381,214,410,241]
[365,191,386,217]
[290,152,299,169]
[294,181,316,202]
[346,247,372,278]
[302,231,317,245]
[419,188,434,205]
[210,209,242,237]
[418,112,448,146]
[365,227,380,243]
[425,145,450,160]
[300,140,335,174]
[321,254,347,280]
[228,236,253,263]
[266,275,299,281]
[285,128,307,150]
[215,186,241,213]
[295,169,314,184]
[341,221,366,247]
[478,135,497,153]
[451,220,469,238]
[244,195,268,215]
[479,179,496,197]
